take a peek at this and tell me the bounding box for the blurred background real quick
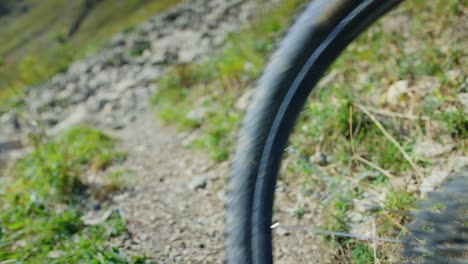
[0,0,179,103]
[0,0,466,263]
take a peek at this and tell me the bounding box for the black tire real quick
[226,0,404,263]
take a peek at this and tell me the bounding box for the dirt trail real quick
[110,109,228,263]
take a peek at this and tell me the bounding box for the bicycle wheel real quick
[226,0,404,263]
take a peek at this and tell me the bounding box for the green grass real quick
[350,243,375,264]
[0,127,148,263]
[151,0,308,161]
[0,0,182,105]
[150,0,466,262]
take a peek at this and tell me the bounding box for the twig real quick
[354,155,396,179]
[349,105,356,156]
[355,103,424,179]
[379,208,423,244]
[357,103,429,121]
[364,187,424,244]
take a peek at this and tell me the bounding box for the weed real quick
[376,190,416,237]
[350,242,374,264]
[151,0,308,161]
[148,0,465,261]
[0,0,182,106]
[294,207,305,220]
[0,126,139,263]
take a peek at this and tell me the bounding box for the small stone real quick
[49,105,89,135]
[348,211,364,222]
[384,80,409,107]
[353,191,382,213]
[389,177,406,189]
[420,169,450,196]
[276,227,290,236]
[413,139,453,158]
[407,179,419,193]
[181,130,200,147]
[235,88,255,110]
[458,93,468,112]
[349,217,374,238]
[81,210,114,226]
[186,107,206,123]
[448,156,468,173]
[309,152,331,166]
[447,69,461,81]
[47,250,65,259]
[188,175,208,190]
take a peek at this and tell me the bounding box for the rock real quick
[130,39,151,56]
[57,82,78,101]
[110,33,126,47]
[420,169,450,196]
[446,69,462,83]
[0,140,22,154]
[149,52,167,65]
[136,66,161,82]
[120,92,137,110]
[309,152,331,166]
[47,250,65,259]
[188,175,208,190]
[348,211,365,222]
[102,48,128,67]
[186,107,206,123]
[389,177,406,189]
[349,217,374,238]
[353,191,383,213]
[81,209,114,226]
[115,79,137,94]
[407,179,419,193]
[40,112,59,126]
[384,80,410,107]
[235,88,255,110]
[413,140,454,158]
[86,96,108,112]
[459,93,468,112]
[447,156,468,173]
[0,112,20,134]
[181,130,200,147]
[49,105,89,135]
[275,227,291,236]
[38,87,57,107]
[69,89,91,104]
[68,61,89,75]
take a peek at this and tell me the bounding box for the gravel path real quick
[110,110,228,263]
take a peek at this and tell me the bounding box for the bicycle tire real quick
[226,0,404,263]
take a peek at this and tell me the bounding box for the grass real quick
[286,1,466,261]
[151,0,308,161]
[0,126,149,263]
[0,0,182,106]
[150,0,466,262]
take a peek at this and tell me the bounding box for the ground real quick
[0,0,466,263]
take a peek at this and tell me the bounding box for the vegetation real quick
[0,0,182,105]
[151,0,466,262]
[151,0,307,160]
[0,127,148,263]
[1,0,465,262]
